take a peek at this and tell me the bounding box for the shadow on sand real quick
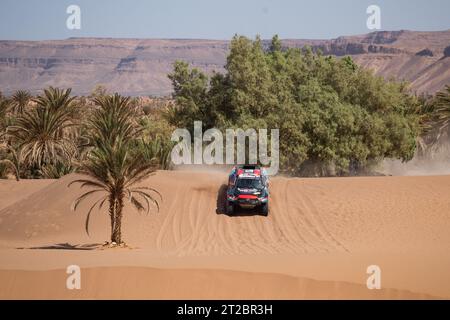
[17,242,102,250]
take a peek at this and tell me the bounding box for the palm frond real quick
[84,195,108,236]
[6,88,78,168]
[71,189,105,211]
[68,178,107,190]
[132,189,160,213]
[131,186,163,201]
[10,90,32,114]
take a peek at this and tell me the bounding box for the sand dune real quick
[0,267,438,300]
[1,171,449,254]
[0,171,449,299]
[0,179,53,211]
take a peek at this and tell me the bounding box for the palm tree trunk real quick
[108,195,115,242]
[109,193,124,244]
[14,158,20,181]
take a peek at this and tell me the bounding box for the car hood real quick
[236,187,264,195]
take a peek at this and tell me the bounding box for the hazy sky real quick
[1,0,449,40]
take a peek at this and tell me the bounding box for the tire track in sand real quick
[294,182,349,252]
[154,172,347,256]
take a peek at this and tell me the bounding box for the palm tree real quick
[69,94,161,245]
[136,137,174,170]
[435,85,450,133]
[6,87,78,167]
[10,90,32,114]
[0,145,23,181]
[0,98,10,134]
[39,160,76,179]
[34,87,77,114]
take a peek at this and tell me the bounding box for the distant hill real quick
[0,30,449,96]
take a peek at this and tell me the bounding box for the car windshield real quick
[236,178,263,189]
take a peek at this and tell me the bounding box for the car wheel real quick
[261,203,269,216]
[226,202,234,216]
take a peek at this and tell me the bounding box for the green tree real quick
[168,35,421,176]
[269,34,282,53]
[167,61,208,129]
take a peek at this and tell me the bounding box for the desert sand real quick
[0,170,449,299]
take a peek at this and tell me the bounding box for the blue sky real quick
[0,0,449,40]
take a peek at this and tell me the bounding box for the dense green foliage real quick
[167,35,423,176]
[414,85,450,154]
[0,36,448,179]
[0,88,174,180]
[435,85,450,132]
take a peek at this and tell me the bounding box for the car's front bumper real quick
[229,196,268,209]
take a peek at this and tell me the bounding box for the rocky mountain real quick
[0,30,449,96]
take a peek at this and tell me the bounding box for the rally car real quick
[226,165,269,216]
